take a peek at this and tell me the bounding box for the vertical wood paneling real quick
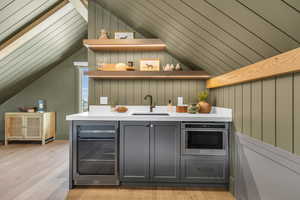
[242,83,251,136]
[234,84,243,132]
[126,80,134,104]
[165,80,174,105]
[110,80,119,105]
[173,80,182,104]
[183,80,188,103]
[217,87,224,107]
[251,80,262,140]
[133,80,142,105]
[228,86,235,179]
[89,1,198,105]
[276,74,293,152]
[228,86,235,110]
[213,72,298,155]
[194,79,201,101]
[118,80,126,105]
[262,78,276,145]
[223,87,229,108]
[294,72,300,155]
[208,88,216,106]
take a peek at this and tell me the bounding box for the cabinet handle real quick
[145,123,154,128]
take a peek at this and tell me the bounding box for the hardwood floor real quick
[0,141,69,200]
[0,141,235,200]
[67,187,235,200]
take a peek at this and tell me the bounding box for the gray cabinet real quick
[120,121,180,182]
[120,121,150,181]
[151,122,180,182]
[181,156,228,183]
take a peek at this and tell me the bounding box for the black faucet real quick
[144,94,156,112]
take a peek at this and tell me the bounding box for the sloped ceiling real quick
[0,0,87,104]
[0,0,60,42]
[96,0,300,75]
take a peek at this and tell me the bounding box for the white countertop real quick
[66,106,232,122]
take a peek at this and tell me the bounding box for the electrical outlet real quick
[100,96,108,104]
[177,97,183,105]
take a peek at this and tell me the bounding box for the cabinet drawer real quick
[78,161,115,175]
[181,156,228,183]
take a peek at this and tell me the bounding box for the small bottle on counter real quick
[167,100,173,113]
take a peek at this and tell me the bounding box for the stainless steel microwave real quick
[181,122,229,156]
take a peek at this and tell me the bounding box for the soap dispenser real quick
[167,100,173,112]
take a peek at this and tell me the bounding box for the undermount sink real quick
[131,112,169,116]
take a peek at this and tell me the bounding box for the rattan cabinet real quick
[5,112,56,145]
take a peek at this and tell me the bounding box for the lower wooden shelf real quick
[85,71,211,80]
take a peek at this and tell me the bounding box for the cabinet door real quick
[120,121,150,181]
[151,122,180,182]
[24,116,42,139]
[181,156,228,183]
[6,116,24,138]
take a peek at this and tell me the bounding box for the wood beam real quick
[0,0,71,60]
[206,47,300,88]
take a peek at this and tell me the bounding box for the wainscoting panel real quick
[210,72,300,196]
[276,74,293,152]
[211,72,300,155]
[295,73,300,155]
[236,132,300,200]
[262,78,276,146]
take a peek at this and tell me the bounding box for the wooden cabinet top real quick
[5,112,55,116]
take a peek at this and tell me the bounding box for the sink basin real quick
[131,112,169,116]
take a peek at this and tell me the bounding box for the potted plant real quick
[197,91,212,113]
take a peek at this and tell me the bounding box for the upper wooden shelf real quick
[85,71,211,80]
[83,39,166,51]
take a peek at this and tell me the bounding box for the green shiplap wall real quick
[91,79,205,105]
[211,72,300,194]
[88,0,206,105]
[0,48,87,140]
[211,72,300,155]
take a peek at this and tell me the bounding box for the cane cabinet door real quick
[24,116,42,139]
[6,116,24,139]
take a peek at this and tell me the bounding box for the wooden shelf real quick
[83,39,166,51]
[85,71,211,80]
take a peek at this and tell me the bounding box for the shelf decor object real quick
[140,59,160,71]
[85,71,211,80]
[83,39,166,51]
[98,29,109,39]
[114,32,134,39]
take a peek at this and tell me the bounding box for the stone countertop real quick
[66,106,232,122]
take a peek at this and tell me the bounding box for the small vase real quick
[197,101,212,113]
